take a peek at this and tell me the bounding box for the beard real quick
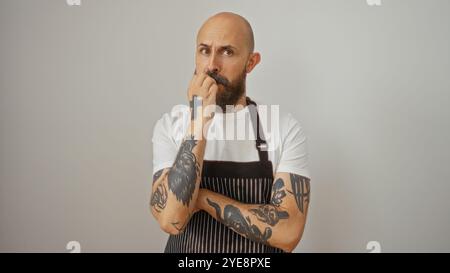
[206,69,246,112]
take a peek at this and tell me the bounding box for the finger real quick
[194,71,208,87]
[207,84,218,98]
[199,73,215,87]
[202,77,216,91]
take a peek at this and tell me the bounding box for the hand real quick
[187,70,219,115]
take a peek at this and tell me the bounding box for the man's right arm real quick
[150,116,209,235]
[150,71,218,235]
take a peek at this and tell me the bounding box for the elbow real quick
[159,219,182,235]
[279,223,305,252]
[283,235,301,253]
[150,206,182,235]
[157,211,188,235]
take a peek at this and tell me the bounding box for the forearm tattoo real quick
[150,183,168,213]
[168,135,200,207]
[288,174,311,214]
[207,198,272,244]
[248,178,290,226]
[249,205,289,226]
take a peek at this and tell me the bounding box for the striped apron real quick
[164,97,284,253]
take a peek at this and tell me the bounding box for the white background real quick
[1,0,449,252]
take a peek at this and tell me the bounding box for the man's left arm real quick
[197,172,311,252]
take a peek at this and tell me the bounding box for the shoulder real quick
[152,104,190,143]
[281,112,305,141]
[253,98,305,143]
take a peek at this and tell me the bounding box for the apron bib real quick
[164,97,284,253]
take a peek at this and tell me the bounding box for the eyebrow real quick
[198,43,238,51]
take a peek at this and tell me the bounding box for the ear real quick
[245,52,261,73]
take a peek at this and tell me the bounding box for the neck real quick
[236,93,247,108]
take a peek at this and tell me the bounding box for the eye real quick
[199,47,209,55]
[223,49,233,56]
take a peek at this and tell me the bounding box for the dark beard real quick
[207,70,246,112]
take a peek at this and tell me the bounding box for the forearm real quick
[151,71,219,234]
[197,189,306,252]
[151,117,210,234]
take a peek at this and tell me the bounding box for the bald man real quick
[150,12,311,253]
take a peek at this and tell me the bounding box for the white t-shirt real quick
[152,99,311,179]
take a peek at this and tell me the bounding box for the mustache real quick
[206,71,230,87]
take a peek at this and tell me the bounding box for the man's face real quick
[195,17,251,111]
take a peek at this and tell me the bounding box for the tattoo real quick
[171,212,192,232]
[288,174,311,214]
[152,169,164,184]
[168,135,200,207]
[207,198,272,243]
[271,178,287,207]
[150,183,168,213]
[246,178,290,226]
[249,205,289,226]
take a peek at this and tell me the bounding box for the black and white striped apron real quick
[164,97,284,253]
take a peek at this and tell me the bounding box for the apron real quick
[164,97,284,253]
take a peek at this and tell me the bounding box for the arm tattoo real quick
[271,178,287,207]
[248,178,289,226]
[288,174,311,214]
[207,198,272,244]
[168,135,200,207]
[152,169,164,184]
[249,205,289,226]
[150,183,168,213]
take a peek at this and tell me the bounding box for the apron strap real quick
[246,96,269,163]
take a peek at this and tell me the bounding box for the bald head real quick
[193,12,261,111]
[197,12,255,53]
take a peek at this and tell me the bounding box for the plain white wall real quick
[1,0,449,252]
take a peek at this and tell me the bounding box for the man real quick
[150,12,311,253]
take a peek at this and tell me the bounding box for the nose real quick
[205,52,221,74]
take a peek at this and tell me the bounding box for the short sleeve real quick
[152,114,178,175]
[275,114,311,179]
